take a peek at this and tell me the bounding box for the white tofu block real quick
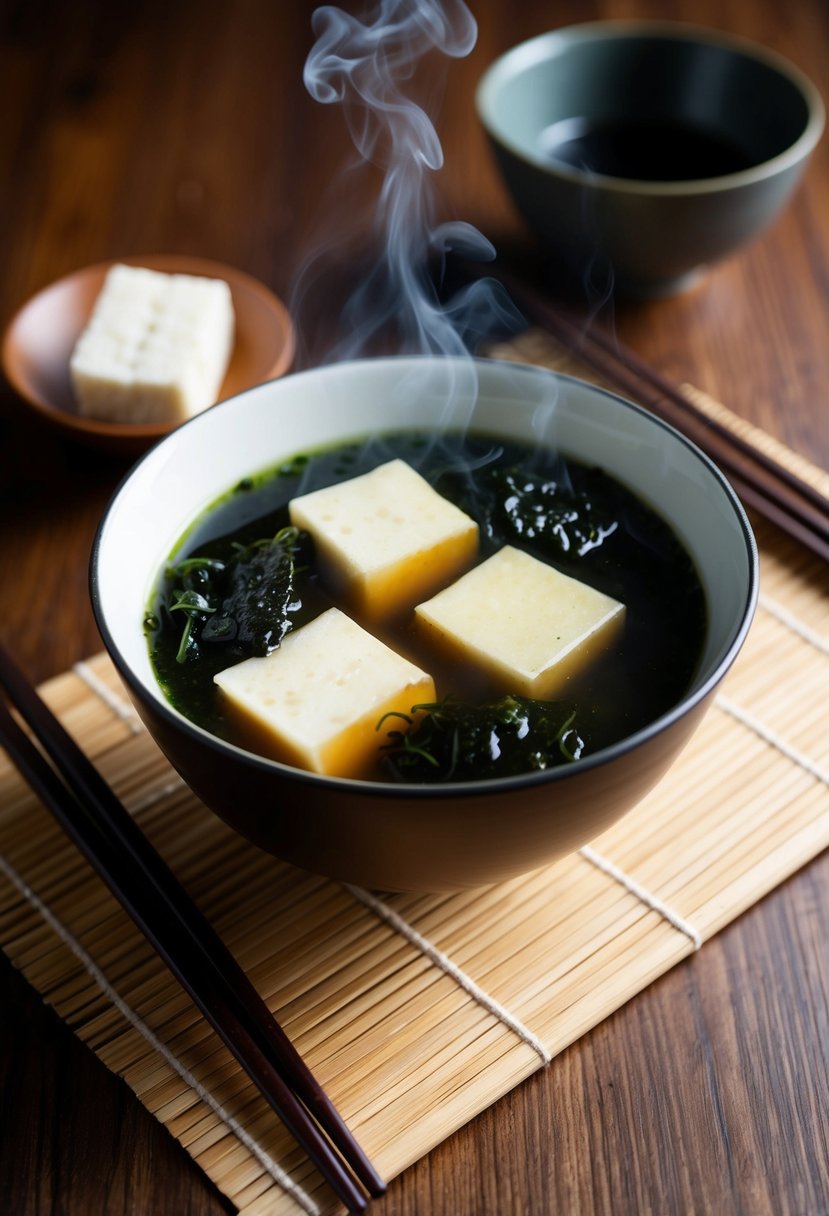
[69,263,235,424]
[415,546,625,698]
[289,459,478,619]
[213,607,436,778]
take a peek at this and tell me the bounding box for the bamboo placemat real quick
[2,332,829,1216]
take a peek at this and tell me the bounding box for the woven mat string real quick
[759,592,829,656]
[0,852,320,1216]
[73,659,143,731]
[343,882,554,1066]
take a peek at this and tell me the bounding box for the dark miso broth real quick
[543,116,755,181]
[145,431,707,781]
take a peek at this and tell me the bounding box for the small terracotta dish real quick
[1,255,296,456]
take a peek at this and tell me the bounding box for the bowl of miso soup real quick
[91,356,758,890]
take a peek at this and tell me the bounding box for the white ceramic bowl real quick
[91,356,758,890]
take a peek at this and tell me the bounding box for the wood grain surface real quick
[1,1,828,1213]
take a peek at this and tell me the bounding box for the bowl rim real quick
[476,19,826,196]
[90,354,760,802]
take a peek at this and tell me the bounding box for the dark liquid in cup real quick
[544,117,755,181]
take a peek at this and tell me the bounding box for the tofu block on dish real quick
[415,546,625,699]
[213,607,436,779]
[69,263,235,424]
[288,459,478,620]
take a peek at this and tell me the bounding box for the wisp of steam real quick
[300,0,522,367]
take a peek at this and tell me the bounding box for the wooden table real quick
[2,1,827,1212]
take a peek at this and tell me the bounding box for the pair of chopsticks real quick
[485,267,829,565]
[0,641,385,1214]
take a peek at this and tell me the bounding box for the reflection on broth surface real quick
[145,429,707,782]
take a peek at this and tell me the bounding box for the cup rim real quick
[476,19,826,196]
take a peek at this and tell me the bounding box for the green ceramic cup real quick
[476,21,824,297]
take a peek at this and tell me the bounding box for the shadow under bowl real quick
[90,357,758,891]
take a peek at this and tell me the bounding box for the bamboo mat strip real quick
[680,381,829,502]
[1,333,828,1215]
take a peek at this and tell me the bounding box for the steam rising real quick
[300,0,520,364]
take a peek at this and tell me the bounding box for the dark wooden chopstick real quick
[0,641,385,1213]
[487,268,829,565]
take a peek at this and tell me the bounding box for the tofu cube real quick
[288,459,478,620]
[213,607,436,779]
[70,263,235,424]
[415,546,625,698]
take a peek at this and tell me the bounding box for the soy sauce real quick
[543,116,755,181]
